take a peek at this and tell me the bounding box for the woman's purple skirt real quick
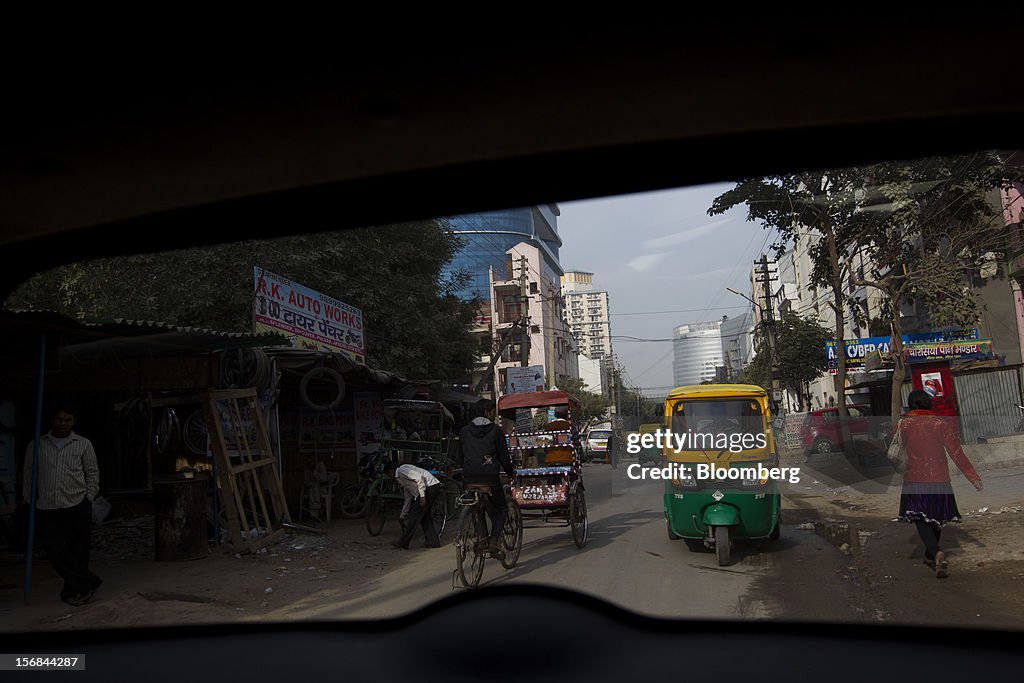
[898,481,961,528]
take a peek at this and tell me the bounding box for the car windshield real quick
[2,148,1023,634]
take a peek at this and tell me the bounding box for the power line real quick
[612,328,757,343]
[630,224,775,384]
[610,305,749,317]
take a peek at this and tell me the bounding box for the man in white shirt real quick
[388,462,442,549]
[22,404,102,606]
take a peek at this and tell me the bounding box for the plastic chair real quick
[299,475,334,521]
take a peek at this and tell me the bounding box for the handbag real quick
[887,420,906,474]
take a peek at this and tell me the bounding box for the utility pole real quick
[754,255,782,415]
[614,357,622,417]
[518,255,530,367]
[473,320,524,396]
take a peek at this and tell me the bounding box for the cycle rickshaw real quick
[497,390,588,549]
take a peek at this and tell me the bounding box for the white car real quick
[585,429,612,461]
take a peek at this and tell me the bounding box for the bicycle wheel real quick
[339,484,368,518]
[570,489,588,548]
[431,494,448,539]
[365,495,385,536]
[154,408,180,455]
[500,500,523,569]
[182,409,208,455]
[455,505,485,588]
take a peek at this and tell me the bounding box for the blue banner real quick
[825,329,979,371]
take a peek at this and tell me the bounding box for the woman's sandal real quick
[934,550,948,579]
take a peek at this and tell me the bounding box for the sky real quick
[557,183,776,393]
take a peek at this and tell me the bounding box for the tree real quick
[736,349,770,392]
[619,385,663,422]
[709,151,1024,430]
[557,376,610,430]
[845,152,1024,419]
[710,170,864,449]
[760,312,830,411]
[6,220,481,380]
[554,376,613,427]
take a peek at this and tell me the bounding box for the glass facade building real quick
[672,321,725,387]
[443,207,563,301]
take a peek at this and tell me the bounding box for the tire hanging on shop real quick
[300,366,346,411]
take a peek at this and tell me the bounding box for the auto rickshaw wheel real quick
[667,520,680,540]
[770,514,781,540]
[570,490,588,548]
[715,526,732,566]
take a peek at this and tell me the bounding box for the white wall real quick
[578,355,604,394]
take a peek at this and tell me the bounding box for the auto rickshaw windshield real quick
[669,399,765,451]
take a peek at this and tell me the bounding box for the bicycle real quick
[453,478,523,589]
[364,469,403,536]
[339,451,384,519]
[365,462,450,538]
[415,455,454,539]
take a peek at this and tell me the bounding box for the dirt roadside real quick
[756,447,1024,629]
[0,518,426,632]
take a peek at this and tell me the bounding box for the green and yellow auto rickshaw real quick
[662,384,782,566]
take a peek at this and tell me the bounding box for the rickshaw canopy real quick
[382,398,454,423]
[497,390,581,415]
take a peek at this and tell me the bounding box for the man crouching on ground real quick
[389,461,442,549]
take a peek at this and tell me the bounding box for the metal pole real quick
[24,332,46,604]
[519,255,529,367]
[610,360,618,413]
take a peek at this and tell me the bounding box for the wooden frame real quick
[203,388,291,553]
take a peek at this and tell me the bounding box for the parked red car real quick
[800,404,876,454]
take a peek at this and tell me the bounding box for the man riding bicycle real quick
[457,399,515,557]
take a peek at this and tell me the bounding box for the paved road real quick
[6,458,1019,630]
[269,462,787,621]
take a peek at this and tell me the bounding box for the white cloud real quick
[648,266,736,281]
[641,218,730,250]
[626,253,670,272]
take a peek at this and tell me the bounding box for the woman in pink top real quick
[895,390,983,578]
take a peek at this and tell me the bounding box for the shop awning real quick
[0,309,289,361]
